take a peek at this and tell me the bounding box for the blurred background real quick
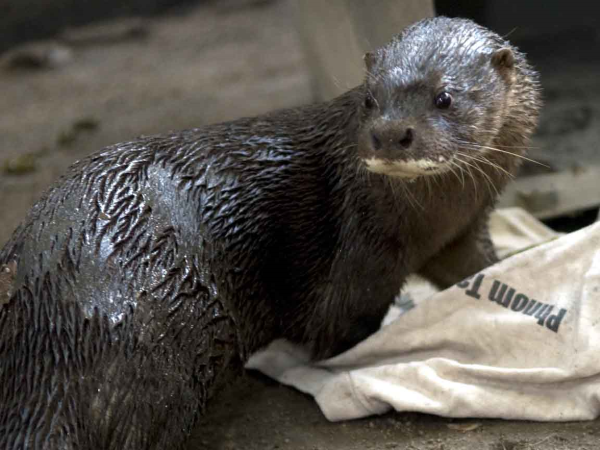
[0,1,599,448]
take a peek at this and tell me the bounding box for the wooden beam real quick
[293,0,435,101]
[498,166,600,219]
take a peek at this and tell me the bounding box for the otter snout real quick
[370,125,415,153]
[362,121,454,179]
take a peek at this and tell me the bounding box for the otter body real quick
[0,18,539,449]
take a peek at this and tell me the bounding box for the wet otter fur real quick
[0,17,539,449]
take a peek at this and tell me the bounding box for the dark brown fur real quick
[0,17,540,450]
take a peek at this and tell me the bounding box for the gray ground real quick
[1,1,599,449]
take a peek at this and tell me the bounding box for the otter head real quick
[357,17,540,180]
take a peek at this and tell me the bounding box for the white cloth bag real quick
[247,208,600,422]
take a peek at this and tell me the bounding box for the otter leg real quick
[418,216,498,290]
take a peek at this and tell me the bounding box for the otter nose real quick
[399,128,414,149]
[371,127,415,151]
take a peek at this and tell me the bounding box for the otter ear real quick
[492,47,515,69]
[363,52,377,72]
[491,47,516,83]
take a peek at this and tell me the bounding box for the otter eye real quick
[434,91,453,109]
[364,92,376,110]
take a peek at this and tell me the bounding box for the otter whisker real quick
[453,156,479,200]
[356,165,365,184]
[431,171,443,191]
[488,144,539,150]
[424,174,433,200]
[385,176,399,206]
[400,179,424,211]
[503,27,518,39]
[361,164,373,187]
[408,184,425,212]
[446,161,463,188]
[447,160,466,189]
[454,160,469,188]
[457,140,547,167]
[456,151,514,180]
[467,132,539,150]
[396,179,414,210]
[365,70,386,85]
[330,75,355,92]
[459,156,499,198]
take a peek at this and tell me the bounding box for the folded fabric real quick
[246,208,600,422]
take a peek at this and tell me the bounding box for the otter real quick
[0,17,539,450]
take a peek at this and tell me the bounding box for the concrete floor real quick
[1,1,599,448]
